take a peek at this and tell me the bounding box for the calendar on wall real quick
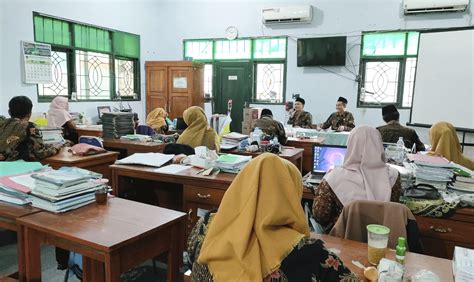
[21,41,52,84]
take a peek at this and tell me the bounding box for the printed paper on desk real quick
[154,164,190,174]
[115,153,175,167]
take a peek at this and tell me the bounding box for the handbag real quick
[403,184,441,200]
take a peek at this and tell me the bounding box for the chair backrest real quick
[136,125,155,136]
[78,136,103,148]
[329,200,422,252]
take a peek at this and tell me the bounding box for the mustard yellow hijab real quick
[177,106,219,150]
[198,153,310,281]
[428,122,474,170]
[146,108,167,131]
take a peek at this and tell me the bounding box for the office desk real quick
[42,148,119,180]
[286,137,325,174]
[0,202,40,280]
[17,198,185,282]
[103,138,166,157]
[226,148,304,172]
[76,125,103,137]
[110,164,314,238]
[312,234,453,281]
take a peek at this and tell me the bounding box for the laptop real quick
[307,144,348,184]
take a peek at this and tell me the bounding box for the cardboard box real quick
[243,108,260,123]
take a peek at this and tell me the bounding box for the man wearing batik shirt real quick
[320,96,355,132]
[287,97,313,128]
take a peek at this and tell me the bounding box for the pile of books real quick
[408,154,454,190]
[29,168,106,213]
[38,127,65,145]
[0,161,47,205]
[102,112,135,138]
[215,154,252,173]
[449,176,474,193]
[221,132,249,150]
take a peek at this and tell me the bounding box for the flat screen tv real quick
[297,36,347,66]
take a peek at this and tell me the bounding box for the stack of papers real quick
[215,154,252,173]
[39,127,65,145]
[120,134,152,142]
[27,169,106,213]
[0,184,31,205]
[449,176,474,193]
[115,153,174,167]
[453,246,474,281]
[102,112,135,138]
[221,132,249,150]
[414,164,454,190]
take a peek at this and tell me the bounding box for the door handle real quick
[430,225,452,233]
[197,193,211,199]
[187,208,193,221]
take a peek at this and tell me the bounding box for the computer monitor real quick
[312,144,348,174]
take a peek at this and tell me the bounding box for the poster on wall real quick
[21,41,52,84]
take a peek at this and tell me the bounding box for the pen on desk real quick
[411,143,416,154]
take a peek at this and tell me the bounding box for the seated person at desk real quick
[188,153,355,281]
[377,104,425,152]
[319,97,355,132]
[428,121,474,170]
[0,96,61,161]
[287,97,313,128]
[251,108,287,145]
[146,107,168,134]
[313,126,401,233]
[47,96,78,143]
[177,106,220,151]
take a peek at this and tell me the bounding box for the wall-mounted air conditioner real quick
[262,5,313,25]
[404,0,469,14]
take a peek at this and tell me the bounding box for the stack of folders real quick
[409,154,454,190]
[221,132,249,150]
[449,176,474,193]
[39,127,65,145]
[29,170,105,213]
[215,154,252,174]
[102,112,135,138]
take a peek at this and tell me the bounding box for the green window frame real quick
[183,37,287,104]
[33,12,141,102]
[358,31,420,108]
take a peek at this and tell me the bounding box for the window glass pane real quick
[113,32,140,59]
[38,50,69,97]
[74,24,112,53]
[361,61,400,104]
[406,32,420,55]
[115,59,136,98]
[75,51,111,100]
[402,58,417,107]
[255,63,284,103]
[34,15,71,47]
[215,39,251,59]
[362,32,406,57]
[204,64,213,98]
[184,40,213,60]
[253,38,286,59]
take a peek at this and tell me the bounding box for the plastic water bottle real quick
[396,137,405,163]
[251,127,262,145]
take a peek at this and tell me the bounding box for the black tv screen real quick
[297,36,347,66]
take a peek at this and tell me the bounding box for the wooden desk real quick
[76,125,103,138]
[103,138,166,157]
[17,198,186,282]
[0,202,40,281]
[415,208,474,259]
[42,148,119,180]
[110,164,314,238]
[312,234,453,281]
[286,137,325,174]
[226,148,304,172]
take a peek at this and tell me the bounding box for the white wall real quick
[0,0,162,123]
[153,0,474,146]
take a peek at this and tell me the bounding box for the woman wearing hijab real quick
[146,107,169,134]
[177,106,219,151]
[188,153,355,281]
[312,126,402,233]
[47,96,78,144]
[428,122,474,170]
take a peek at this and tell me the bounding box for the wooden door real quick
[146,66,168,115]
[168,67,193,118]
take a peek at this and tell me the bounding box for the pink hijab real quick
[47,96,72,127]
[324,126,399,206]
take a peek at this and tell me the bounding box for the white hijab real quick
[324,126,399,206]
[47,96,72,127]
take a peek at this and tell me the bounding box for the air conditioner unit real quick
[262,5,313,25]
[404,0,469,14]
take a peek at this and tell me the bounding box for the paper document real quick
[115,153,175,167]
[154,164,190,174]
